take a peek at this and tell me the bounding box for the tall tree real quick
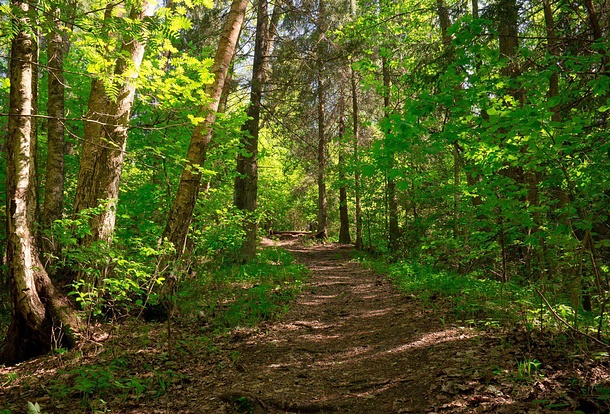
[351,65,363,249]
[338,75,351,244]
[73,1,155,246]
[41,2,74,258]
[316,0,328,239]
[234,0,279,261]
[2,0,81,365]
[382,54,399,251]
[163,0,248,256]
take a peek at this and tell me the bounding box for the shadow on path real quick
[210,241,513,413]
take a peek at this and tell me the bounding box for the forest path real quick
[206,240,514,413]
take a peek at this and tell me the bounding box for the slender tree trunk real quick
[316,71,328,239]
[235,0,278,261]
[42,5,70,259]
[583,0,602,41]
[436,0,461,238]
[2,0,81,365]
[498,0,520,81]
[348,0,362,248]
[382,56,399,250]
[74,2,154,246]
[162,0,248,255]
[29,25,40,237]
[351,67,363,249]
[338,77,351,244]
[542,0,559,122]
[315,0,328,239]
[496,0,529,273]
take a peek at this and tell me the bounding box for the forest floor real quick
[2,239,610,413]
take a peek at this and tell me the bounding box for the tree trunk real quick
[583,0,602,41]
[73,4,113,218]
[315,0,328,239]
[382,56,399,251]
[316,71,328,239]
[2,0,81,365]
[162,0,248,255]
[542,0,559,122]
[234,0,278,261]
[338,77,351,244]
[42,5,70,259]
[351,66,363,249]
[73,1,155,247]
[497,0,524,265]
[436,0,461,238]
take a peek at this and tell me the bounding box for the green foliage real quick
[516,358,542,381]
[45,206,171,320]
[48,362,181,405]
[361,253,607,336]
[26,402,41,414]
[190,205,246,266]
[175,247,309,330]
[258,129,318,232]
[331,0,610,341]
[1,373,17,387]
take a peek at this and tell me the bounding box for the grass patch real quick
[0,246,308,413]
[176,246,309,331]
[359,255,606,336]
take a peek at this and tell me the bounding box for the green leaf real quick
[27,402,41,414]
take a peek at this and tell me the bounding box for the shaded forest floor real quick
[2,239,610,413]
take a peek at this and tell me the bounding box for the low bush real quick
[358,254,607,337]
[176,246,309,330]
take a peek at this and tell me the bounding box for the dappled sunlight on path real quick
[206,240,509,413]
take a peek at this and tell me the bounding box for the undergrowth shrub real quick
[359,255,606,336]
[44,205,173,321]
[176,246,309,330]
[190,203,246,267]
[48,361,182,409]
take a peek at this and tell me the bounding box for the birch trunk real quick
[162,0,248,255]
[42,4,71,258]
[2,0,81,365]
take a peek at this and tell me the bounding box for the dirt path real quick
[2,240,606,413]
[198,241,523,413]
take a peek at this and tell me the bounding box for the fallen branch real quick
[535,288,609,348]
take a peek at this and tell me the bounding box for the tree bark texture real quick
[163,0,248,255]
[338,80,351,244]
[2,0,81,365]
[382,56,399,251]
[73,4,113,218]
[351,66,363,249]
[316,72,328,239]
[583,0,602,41]
[234,0,277,261]
[42,5,70,258]
[73,1,155,246]
[315,0,328,239]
